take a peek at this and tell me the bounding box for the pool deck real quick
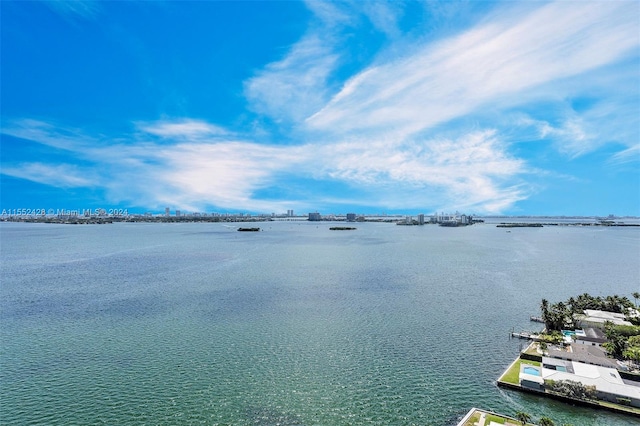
[496,344,640,418]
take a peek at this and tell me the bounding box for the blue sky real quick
[1,1,639,216]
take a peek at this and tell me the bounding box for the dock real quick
[510,331,543,341]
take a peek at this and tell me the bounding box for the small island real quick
[497,223,544,228]
[237,227,260,232]
[329,226,357,230]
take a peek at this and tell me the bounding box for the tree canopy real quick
[540,293,636,332]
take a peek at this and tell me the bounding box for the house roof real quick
[584,310,626,320]
[545,344,619,369]
[579,310,633,327]
[577,327,607,343]
[541,358,640,399]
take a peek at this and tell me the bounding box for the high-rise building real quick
[308,212,321,221]
[165,207,170,217]
[346,213,356,222]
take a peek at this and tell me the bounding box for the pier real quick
[510,331,543,341]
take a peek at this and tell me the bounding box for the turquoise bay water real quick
[1,221,639,425]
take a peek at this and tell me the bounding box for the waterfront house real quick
[546,344,620,370]
[576,309,633,329]
[519,357,640,407]
[574,327,607,347]
[519,364,544,391]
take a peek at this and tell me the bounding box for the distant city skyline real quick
[1,1,639,216]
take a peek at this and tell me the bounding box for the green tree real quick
[623,346,640,362]
[515,411,532,425]
[539,341,548,354]
[633,292,640,307]
[544,301,570,332]
[545,379,596,400]
[604,322,640,358]
[541,299,550,329]
[539,417,555,426]
[623,335,640,362]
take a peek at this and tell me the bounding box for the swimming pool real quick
[523,366,541,376]
[562,329,586,337]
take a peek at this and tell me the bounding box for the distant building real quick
[287,209,294,217]
[176,210,181,217]
[165,207,170,217]
[308,212,321,221]
[346,213,356,222]
[418,214,425,225]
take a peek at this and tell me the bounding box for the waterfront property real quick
[519,364,544,391]
[577,309,633,328]
[508,353,640,410]
[537,357,640,408]
[574,327,607,347]
[498,342,640,416]
[546,344,620,370]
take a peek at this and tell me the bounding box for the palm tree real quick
[540,299,550,329]
[632,292,640,308]
[515,411,532,425]
[539,417,555,426]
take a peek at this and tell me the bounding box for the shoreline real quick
[496,341,640,418]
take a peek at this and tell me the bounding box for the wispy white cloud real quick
[45,0,100,19]
[358,1,403,38]
[138,119,230,139]
[1,162,95,188]
[306,1,639,139]
[311,130,526,213]
[244,34,339,123]
[1,119,310,212]
[518,89,639,161]
[244,0,406,125]
[1,118,526,214]
[609,145,640,167]
[538,118,593,159]
[3,1,637,215]
[2,119,94,151]
[151,141,306,211]
[303,0,353,28]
